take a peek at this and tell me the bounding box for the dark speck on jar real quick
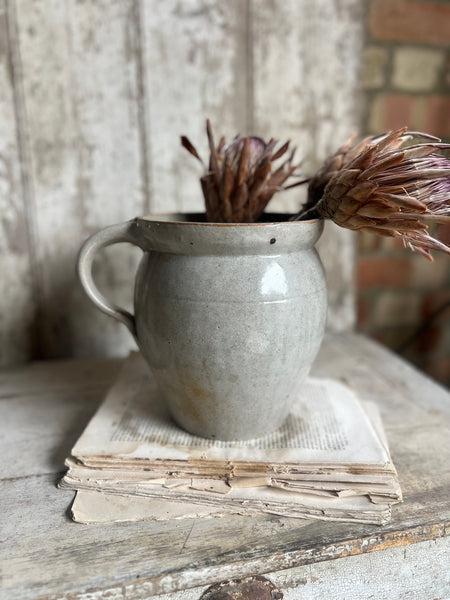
[270,238,276,244]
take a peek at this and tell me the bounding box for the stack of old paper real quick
[60,353,402,525]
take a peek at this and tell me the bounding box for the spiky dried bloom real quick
[297,128,450,260]
[181,119,305,223]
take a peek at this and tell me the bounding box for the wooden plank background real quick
[0,0,364,367]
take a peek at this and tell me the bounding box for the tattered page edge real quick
[69,487,391,526]
[62,475,395,514]
[61,462,401,499]
[70,489,238,524]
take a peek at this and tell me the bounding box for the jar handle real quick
[77,220,141,339]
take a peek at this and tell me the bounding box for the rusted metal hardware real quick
[200,575,283,600]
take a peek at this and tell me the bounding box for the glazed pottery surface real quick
[77,213,327,440]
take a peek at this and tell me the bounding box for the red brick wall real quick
[357,0,450,386]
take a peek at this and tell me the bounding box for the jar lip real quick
[132,213,323,255]
[138,212,321,227]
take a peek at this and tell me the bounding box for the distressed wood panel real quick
[273,537,450,600]
[140,537,450,600]
[1,335,449,598]
[13,0,144,358]
[251,0,364,330]
[141,0,248,213]
[0,0,35,366]
[1,0,363,364]
[0,356,120,399]
[251,0,364,206]
[0,358,121,480]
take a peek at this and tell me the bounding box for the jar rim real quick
[138,212,320,227]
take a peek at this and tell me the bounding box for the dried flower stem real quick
[181,119,305,223]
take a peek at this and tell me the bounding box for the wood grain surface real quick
[0,0,363,366]
[1,334,449,599]
[0,0,35,365]
[12,0,144,360]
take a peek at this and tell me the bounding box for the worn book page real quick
[62,459,401,500]
[71,490,238,524]
[68,484,391,525]
[71,489,389,525]
[71,353,390,466]
[62,471,394,516]
[63,354,401,526]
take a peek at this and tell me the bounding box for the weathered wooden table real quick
[1,333,449,599]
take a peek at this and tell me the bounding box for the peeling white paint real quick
[0,0,361,363]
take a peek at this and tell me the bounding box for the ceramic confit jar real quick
[77,213,327,440]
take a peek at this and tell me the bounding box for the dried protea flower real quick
[296,128,450,260]
[181,119,306,223]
